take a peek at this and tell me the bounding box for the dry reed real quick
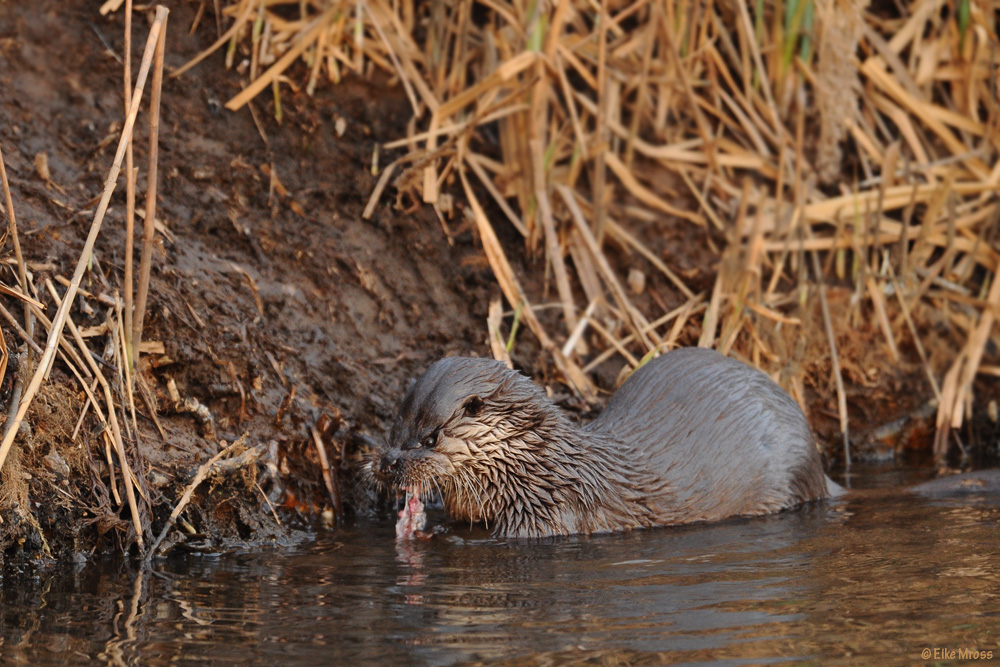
[166,0,1000,464]
[0,6,173,550]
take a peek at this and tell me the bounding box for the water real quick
[2,468,998,665]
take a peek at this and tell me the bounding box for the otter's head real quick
[370,357,555,520]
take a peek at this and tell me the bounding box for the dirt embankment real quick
[0,1,509,562]
[1,2,997,564]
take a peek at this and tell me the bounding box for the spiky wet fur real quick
[370,349,837,539]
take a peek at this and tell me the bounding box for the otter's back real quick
[590,348,829,522]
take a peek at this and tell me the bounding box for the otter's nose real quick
[379,453,400,477]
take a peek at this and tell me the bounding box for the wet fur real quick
[370,348,839,538]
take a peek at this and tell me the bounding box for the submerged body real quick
[371,348,839,538]
[911,469,1000,496]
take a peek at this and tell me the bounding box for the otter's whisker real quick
[430,478,445,508]
[457,467,488,521]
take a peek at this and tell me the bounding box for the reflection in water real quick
[1,470,998,665]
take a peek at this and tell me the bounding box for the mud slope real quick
[0,1,497,559]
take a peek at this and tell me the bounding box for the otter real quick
[371,348,841,539]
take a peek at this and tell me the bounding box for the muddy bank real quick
[0,0,506,562]
[0,2,996,564]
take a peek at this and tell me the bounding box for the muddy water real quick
[1,467,998,665]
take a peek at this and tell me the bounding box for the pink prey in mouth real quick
[394,489,427,540]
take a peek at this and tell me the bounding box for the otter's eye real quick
[462,396,483,417]
[420,433,437,448]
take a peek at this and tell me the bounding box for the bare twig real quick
[131,7,168,371]
[0,142,33,360]
[145,438,253,560]
[310,426,342,522]
[0,301,43,356]
[123,0,136,371]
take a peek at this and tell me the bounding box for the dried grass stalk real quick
[181,0,998,456]
[0,7,170,548]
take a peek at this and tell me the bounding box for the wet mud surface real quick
[0,1,501,561]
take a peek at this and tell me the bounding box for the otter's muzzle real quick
[378,451,401,478]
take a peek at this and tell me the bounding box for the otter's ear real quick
[461,395,483,417]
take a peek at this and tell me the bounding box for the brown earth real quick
[0,1,995,564]
[0,0,511,562]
